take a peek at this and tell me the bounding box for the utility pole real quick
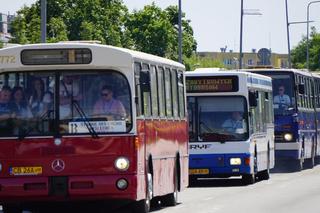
[178,0,182,64]
[41,0,47,43]
[239,0,244,69]
[285,0,291,68]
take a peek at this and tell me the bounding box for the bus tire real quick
[305,141,315,169]
[133,172,153,213]
[188,176,197,187]
[161,166,178,206]
[242,152,257,185]
[258,149,270,180]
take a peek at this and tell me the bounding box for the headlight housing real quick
[230,158,242,165]
[284,133,293,141]
[114,157,130,171]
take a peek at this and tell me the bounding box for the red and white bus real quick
[0,42,188,213]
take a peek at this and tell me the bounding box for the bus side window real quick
[172,69,179,118]
[178,71,185,118]
[164,68,172,117]
[157,67,166,118]
[141,63,152,117]
[134,62,142,117]
[150,65,159,117]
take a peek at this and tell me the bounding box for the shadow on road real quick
[188,178,253,188]
[9,199,182,213]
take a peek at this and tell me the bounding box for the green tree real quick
[48,17,68,43]
[10,0,132,47]
[184,54,225,71]
[292,27,320,70]
[10,6,31,44]
[126,3,197,61]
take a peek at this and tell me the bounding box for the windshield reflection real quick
[188,96,249,142]
[0,71,132,138]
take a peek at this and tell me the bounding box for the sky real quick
[1,0,320,54]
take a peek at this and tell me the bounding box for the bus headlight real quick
[115,157,130,171]
[230,158,242,165]
[284,133,293,141]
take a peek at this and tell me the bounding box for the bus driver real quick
[93,85,126,120]
[273,85,291,106]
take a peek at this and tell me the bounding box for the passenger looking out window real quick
[59,75,82,119]
[29,78,52,117]
[11,87,32,119]
[0,86,14,135]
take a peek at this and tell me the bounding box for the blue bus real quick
[247,68,320,170]
[186,69,274,185]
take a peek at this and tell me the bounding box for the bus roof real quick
[186,69,272,81]
[0,42,184,71]
[242,68,314,77]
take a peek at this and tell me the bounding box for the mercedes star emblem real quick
[51,159,65,172]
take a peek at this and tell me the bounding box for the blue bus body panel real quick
[189,153,251,175]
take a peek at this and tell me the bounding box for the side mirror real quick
[140,71,150,92]
[249,91,258,107]
[298,84,305,94]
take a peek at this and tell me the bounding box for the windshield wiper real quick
[61,79,99,139]
[18,110,53,140]
[71,100,99,138]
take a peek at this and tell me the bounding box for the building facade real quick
[0,13,15,44]
[198,49,289,69]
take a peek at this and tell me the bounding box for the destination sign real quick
[186,76,238,93]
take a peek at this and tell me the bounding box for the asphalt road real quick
[156,165,320,213]
[1,165,320,213]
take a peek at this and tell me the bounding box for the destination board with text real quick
[186,76,239,93]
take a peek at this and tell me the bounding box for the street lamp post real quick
[307,1,320,70]
[285,0,291,68]
[41,0,47,43]
[178,0,182,64]
[239,0,261,69]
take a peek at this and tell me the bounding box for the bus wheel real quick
[305,143,315,169]
[258,150,270,180]
[3,204,22,213]
[188,176,197,187]
[133,173,153,213]
[294,158,303,171]
[161,166,178,206]
[242,153,257,185]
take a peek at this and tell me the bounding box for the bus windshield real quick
[255,72,295,116]
[0,71,132,137]
[188,96,248,142]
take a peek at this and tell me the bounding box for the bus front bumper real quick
[189,153,252,177]
[0,174,139,203]
[275,142,300,159]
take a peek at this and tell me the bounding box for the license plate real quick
[10,167,43,176]
[189,169,209,175]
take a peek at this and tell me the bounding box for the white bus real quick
[186,69,275,184]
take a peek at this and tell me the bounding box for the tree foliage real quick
[10,0,131,47]
[292,27,320,71]
[10,0,197,63]
[184,54,225,71]
[126,3,197,61]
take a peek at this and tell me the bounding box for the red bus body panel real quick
[0,119,188,204]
